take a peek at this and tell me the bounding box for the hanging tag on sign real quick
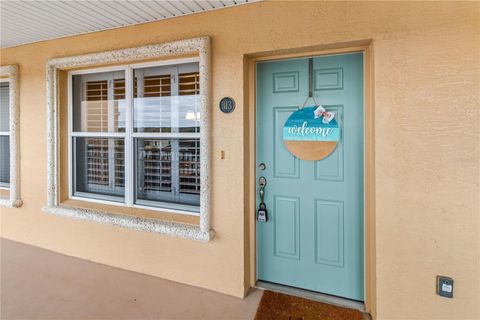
[257,203,268,222]
[283,105,339,161]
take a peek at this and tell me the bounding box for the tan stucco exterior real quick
[1,1,479,319]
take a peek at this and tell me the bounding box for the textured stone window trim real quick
[0,65,22,208]
[43,37,214,242]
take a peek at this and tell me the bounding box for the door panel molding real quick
[273,71,300,93]
[314,67,344,91]
[314,199,345,267]
[273,195,300,260]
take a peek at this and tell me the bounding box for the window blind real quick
[139,139,172,193]
[179,72,200,195]
[71,63,201,210]
[0,83,10,186]
[143,75,171,97]
[136,71,201,205]
[85,80,108,132]
[179,72,200,95]
[136,74,173,195]
[84,79,125,190]
[179,139,200,195]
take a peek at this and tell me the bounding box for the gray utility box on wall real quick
[436,276,454,298]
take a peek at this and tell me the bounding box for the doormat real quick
[254,290,364,320]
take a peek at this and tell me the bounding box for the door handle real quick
[257,176,268,222]
[259,176,266,203]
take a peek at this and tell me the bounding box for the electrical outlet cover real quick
[437,276,454,298]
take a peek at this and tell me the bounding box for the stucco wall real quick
[1,1,479,319]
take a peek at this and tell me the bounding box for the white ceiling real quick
[0,0,256,49]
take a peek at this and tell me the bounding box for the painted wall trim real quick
[0,64,22,208]
[43,36,213,241]
[43,205,214,242]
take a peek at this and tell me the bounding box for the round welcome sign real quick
[283,106,339,160]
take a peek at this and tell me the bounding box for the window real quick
[71,70,126,202]
[0,65,21,208]
[70,61,201,213]
[0,82,10,189]
[46,37,212,241]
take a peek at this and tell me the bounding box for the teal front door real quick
[256,53,364,301]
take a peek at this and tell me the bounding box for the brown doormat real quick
[254,290,364,320]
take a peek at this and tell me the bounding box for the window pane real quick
[72,71,126,133]
[73,137,124,200]
[133,63,200,133]
[0,136,10,187]
[0,82,9,132]
[135,138,200,210]
[178,139,201,196]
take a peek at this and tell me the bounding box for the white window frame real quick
[68,59,201,214]
[44,37,213,241]
[0,65,22,208]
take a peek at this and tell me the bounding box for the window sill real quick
[69,194,200,217]
[42,204,215,242]
[0,198,23,208]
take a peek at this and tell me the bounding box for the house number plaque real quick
[219,97,235,113]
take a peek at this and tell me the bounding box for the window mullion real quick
[131,132,200,139]
[171,67,180,199]
[107,75,116,191]
[125,66,134,206]
[69,132,125,138]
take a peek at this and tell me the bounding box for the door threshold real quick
[255,281,366,312]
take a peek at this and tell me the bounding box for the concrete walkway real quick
[1,239,262,320]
